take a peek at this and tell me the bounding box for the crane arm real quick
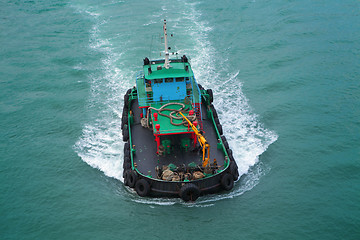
[179,112,210,167]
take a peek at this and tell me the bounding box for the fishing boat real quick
[122,20,239,201]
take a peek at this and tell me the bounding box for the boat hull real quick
[122,87,239,201]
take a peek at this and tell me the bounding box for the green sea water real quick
[1,0,359,239]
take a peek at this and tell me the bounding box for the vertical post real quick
[155,124,161,154]
[192,133,197,148]
[163,19,170,69]
[155,135,160,154]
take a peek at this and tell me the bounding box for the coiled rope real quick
[146,102,196,127]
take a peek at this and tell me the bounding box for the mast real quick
[163,19,171,69]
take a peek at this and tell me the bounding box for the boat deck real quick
[130,99,226,179]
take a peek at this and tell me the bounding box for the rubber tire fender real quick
[230,161,239,181]
[216,123,223,136]
[123,170,129,186]
[227,148,232,157]
[227,148,235,162]
[122,125,129,142]
[121,114,128,130]
[127,170,138,188]
[124,142,130,158]
[121,105,129,130]
[123,156,131,170]
[124,93,129,108]
[210,104,218,120]
[221,173,234,191]
[122,105,128,118]
[221,136,229,150]
[179,183,200,202]
[207,89,213,103]
[135,179,151,197]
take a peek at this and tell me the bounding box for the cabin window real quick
[154,79,163,84]
[176,77,184,82]
[165,78,174,83]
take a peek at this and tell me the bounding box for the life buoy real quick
[135,179,151,197]
[126,170,137,188]
[221,173,234,191]
[179,183,200,202]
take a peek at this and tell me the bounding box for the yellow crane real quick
[179,112,210,168]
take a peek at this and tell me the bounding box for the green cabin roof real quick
[144,61,193,80]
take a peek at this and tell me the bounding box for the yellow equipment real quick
[179,112,210,168]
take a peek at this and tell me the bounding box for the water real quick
[1,0,359,239]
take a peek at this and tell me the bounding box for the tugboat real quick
[122,20,239,201]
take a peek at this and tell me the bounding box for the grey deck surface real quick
[130,99,225,178]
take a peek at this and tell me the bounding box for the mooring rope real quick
[147,102,196,127]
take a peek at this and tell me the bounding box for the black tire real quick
[214,116,220,126]
[123,161,131,170]
[122,125,129,142]
[124,142,130,158]
[122,105,128,117]
[128,171,137,188]
[179,184,200,202]
[216,123,223,136]
[121,105,128,130]
[230,161,239,181]
[124,93,129,108]
[221,173,234,191]
[221,136,229,150]
[227,148,232,157]
[198,84,204,90]
[123,170,129,186]
[123,155,131,170]
[227,148,235,162]
[207,89,213,103]
[121,114,128,130]
[135,179,151,197]
[210,104,218,119]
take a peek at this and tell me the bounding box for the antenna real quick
[148,35,154,62]
[163,19,171,69]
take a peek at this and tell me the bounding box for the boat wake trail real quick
[72,4,129,180]
[73,1,277,205]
